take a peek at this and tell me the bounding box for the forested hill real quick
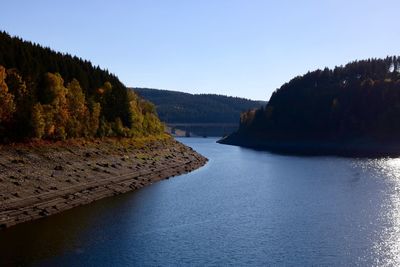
[133,88,266,123]
[220,56,400,154]
[0,31,163,141]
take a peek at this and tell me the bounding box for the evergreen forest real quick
[134,88,266,124]
[238,57,400,142]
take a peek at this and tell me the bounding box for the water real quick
[1,138,400,266]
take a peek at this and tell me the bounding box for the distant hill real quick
[133,88,266,137]
[220,56,400,156]
[133,88,266,124]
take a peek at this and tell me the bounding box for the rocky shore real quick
[0,136,207,228]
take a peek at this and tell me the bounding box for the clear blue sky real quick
[1,0,399,100]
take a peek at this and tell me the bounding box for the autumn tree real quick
[34,72,69,139]
[66,79,88,137]
[127,90,144,136]
[89,102,101,136]
[0,66,16,124]
[0,31,166,141]
[31,103,45,139]
[6,68,33,138]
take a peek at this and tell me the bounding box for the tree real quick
[6,68,33,138]
[0,31,166,141]
[6,68,27,104]
[89,102,101,136]
[66,79,87,137]
[0,66,15,123]
[31,103,45,139]
[41,73,69,139]
[127,90,144,136]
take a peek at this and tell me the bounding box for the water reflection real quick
[347,157,400,265]
[372,158,400,266]
[0,192,137,266]
[2,139,400,265]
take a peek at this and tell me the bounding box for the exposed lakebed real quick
[1,138,400,266]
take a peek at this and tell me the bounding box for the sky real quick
[1,0,400,100]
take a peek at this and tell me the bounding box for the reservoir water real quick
[1,137,400,266]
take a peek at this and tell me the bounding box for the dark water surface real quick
[1,138,400,266]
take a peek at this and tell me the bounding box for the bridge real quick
[166,123,238,137]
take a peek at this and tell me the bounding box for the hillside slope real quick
[220,56,400,156]
[133,88,266,124]
[0,32,208,228]
[0,31,163,141]
[133,88,265,136]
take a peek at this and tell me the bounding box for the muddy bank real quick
[0,136,207,228]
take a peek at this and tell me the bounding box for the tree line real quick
[239,56,400,141]
[0,31,163,141]
[134,88,266,124]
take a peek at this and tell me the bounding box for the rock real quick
[11,159,24,164]
[97,162,109,168]
[92,167,101,172]
[54,165,63,171]
[39,210,49,217]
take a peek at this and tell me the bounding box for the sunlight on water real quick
[4,139,400,265]
[370,158,400,266]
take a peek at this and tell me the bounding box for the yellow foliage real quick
[31,103,45,139]
[0,66,163,140]
[6,69,27,103]
[89,102,101,136]
[0,66,16,123]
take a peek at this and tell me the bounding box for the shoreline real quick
[218,133,400,157]
[0,136,207,229]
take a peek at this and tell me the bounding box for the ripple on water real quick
[1,138,400,266]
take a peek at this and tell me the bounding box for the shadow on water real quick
[0,190,145,266]
[1,137,400,266]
